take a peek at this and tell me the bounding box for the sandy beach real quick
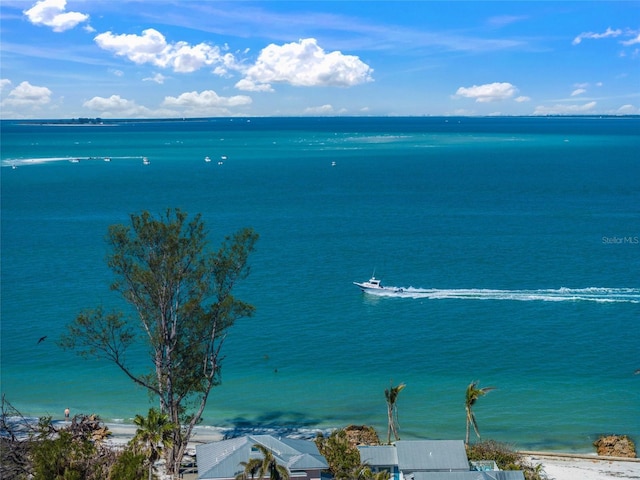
[523,452,640,480]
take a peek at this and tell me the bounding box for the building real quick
[357,440,525,480]
[196,434,328,480]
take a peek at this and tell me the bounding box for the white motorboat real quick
[205,156,211,162]
[353,276,403,293]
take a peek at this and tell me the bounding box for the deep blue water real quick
[1,117,639,451]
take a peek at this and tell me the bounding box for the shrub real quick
[466,440,548,480]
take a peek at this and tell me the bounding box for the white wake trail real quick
[365,287,640,303]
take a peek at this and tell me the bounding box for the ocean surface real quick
[1,116,639,452]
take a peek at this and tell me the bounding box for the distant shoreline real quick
[2,114,639,125]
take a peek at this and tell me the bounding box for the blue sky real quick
[1,0,638,118]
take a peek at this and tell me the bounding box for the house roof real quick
[396,440,470,472]
[358,440,470,473]
[196,435,328,480]
[358,445,398,466]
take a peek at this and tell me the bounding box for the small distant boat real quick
[204,156,211,162]
[69,158,80,163]
[220,155,228,161]
[331,161,336,166]
[143,157,150,165]
[353,276,403,293]
[104,157,111,162]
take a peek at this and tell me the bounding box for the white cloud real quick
[621,33,640,46]
[163,90,252,108]
[572,27,622,45]
[94,29,231,73]
[24,0,89,32]
[616,104,639,114]
[82,90,253,118]
[82,94,165,118]
[1,79,12,91]
[234,78,274,92]
[143,73,167,84]
[454,82,518,102]
[162,90,252,116]
[533,101,597,115]
[571,88,587,96]
[2,81,52,106]
[237,38,373,91]
[84,94,137,111]
[303,104,335,115]
[515,96,531,103]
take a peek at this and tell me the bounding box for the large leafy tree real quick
[61,209,258,476]
[384,382,405,444]
[465,380,496,445]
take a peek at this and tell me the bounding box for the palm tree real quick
[132,408,174,480]
[384,382,406,444]
[237,444,290,480]
[465,380,496,445]
[236,457,262,480]
[354,464,391,480]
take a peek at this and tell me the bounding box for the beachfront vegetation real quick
[315,426,390,480]
[466,440,548,480]
[60,208,259,477]
[132,408,174,480]
[315,429,361,479]
[0,397,140,480]
[384,382,405,444]
[464,380,496,445]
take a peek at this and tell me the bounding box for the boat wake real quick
[364,286,640,303]
[2,156,144,166]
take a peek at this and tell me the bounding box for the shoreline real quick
[6,418,639,479]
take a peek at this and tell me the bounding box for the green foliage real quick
[315,430,362,480]
[108,447,148,480]
[30,421,112,480]
[132,408,174,479]
[0,400,150,480]
[356,466,391,480]
[466,440,548,480]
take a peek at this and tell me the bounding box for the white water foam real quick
[2,156,144,166]
[364,286,640,303]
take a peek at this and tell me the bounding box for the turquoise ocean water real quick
[1,117,639,451]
